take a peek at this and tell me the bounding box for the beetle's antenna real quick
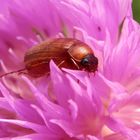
[0,68,26,78]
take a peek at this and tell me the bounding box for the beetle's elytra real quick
[0,38,98,78]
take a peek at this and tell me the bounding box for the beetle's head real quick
[80,54,98,72]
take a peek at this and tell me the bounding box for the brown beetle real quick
[0,38,98,78]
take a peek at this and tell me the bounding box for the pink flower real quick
[0,0,140,140]
[50,0,132,43]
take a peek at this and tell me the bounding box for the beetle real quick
[0,38,98,78]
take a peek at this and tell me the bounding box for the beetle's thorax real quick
[68,42,93,62]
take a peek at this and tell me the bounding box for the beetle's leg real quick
[70,58,80,83]
[45,60,65,77]
[70,58,80,69]
[44,61,65,77]
[57,60,65,67]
